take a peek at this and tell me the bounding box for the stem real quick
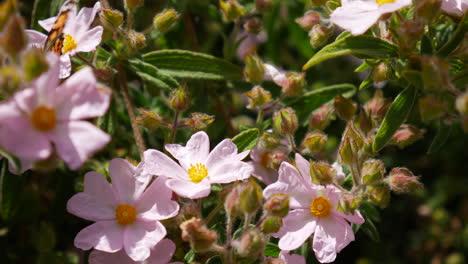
[76,53,96,69]
[183,12,200,51]
[226,216,233,264]
[256,109,264,132]
[169,110,180,144]
[117,64,146,160]
[288,134,301,153]
[243,213,252,231]
[206,202,224,225]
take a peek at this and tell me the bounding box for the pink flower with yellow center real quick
[330,0,412,35]
[25,2,103,78]
[263,154,364,263]
[0,54,110,171]
[67,158,180,262]
[143,131,253,199]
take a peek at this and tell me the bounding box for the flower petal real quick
[123,221,166,262]
[332,210,365,225]
[135,176,180,221]
[279,251,306,264]
[143,149,188,180]
[277,209,316,251]
[205,139,241,168]
[165,131,210,169]
[55,67,110,121]
[38,16,57,31]
[67,171,117,221]
[166,178,211,199]
[59,54,72,79]
[146,238,177,264]
[330,1,381,35]
[378,0,412,14]
[264,63,287,87]
[75,26,103,53]
[50,121,110,170]
[109,158,150,205]
[294,153,312,185]
[74,221,123,252]
[250,161,278,185]
[71,2,102,34]
[88,249,135,264]
[208,161,252,184]
[25,29,47,48]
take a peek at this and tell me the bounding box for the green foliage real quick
[428,121,452,154]
[232,128,260,152]
[128,58,180,95]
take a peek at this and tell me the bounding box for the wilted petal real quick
[277,209,316,251]
[166,178,211,199]
[74,221,123,252]
[123,221,166,262]
[165,131,210,169]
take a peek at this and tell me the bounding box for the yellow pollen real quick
[376,0,395,5]
[115,204,137,225]
[62,34,77,54]
[188,163,208,183]
[310,197,331,217]
[31,106,56,131]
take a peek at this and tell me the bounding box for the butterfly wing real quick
[44,0,78,55]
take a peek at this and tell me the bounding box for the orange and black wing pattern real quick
[44,0,78,55]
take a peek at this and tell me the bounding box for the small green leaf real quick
[360,203,381,222]
[373,86,417,152]
[184,250,196,263]
[437,13,468,57]
[128,58,179,95]
[0,149,20,174]
[428,121,452,154]
[359,73,373,90]
[264,242,281,257]
[232,128,260,152]
[286,84,356,122]
[354,61,372,72]
[303,33,398,70]
[142,50,243,80]
[361,218,380,242]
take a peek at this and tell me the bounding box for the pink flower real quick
[330,0,412,35]
[249,135,289,185]
[25,2,103,78]
[89,238,183,264]
[264,63,287,87]
[143,131,253,199]
[278,251,306,264]
[67,159,180,262]
[442,0,468,16]
[0,54,110,171]
[263,154,364,263]
[236,30,267,59]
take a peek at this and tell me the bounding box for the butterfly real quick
[44,0,78,55]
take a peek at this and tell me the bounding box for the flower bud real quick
[239,180,263,214]
[364,89,390,121]
[260,216,283,234]
[180,217,217,252]
[184,112,215,131]
[0,0,17,30]
[385,168,423,194]
[169,85,191,112]
[124,0,144,9]
[244,17,262,35]
[244,86,272,110]
[135,108,162,131]
[0,65,21,97]
[422,56,451,92]
[259,132,282,149]
[309,24,333,48]
[255,0,274,12]
[372,62,389,83]
[153,8,180,34]
[219,0,245,22]
[332,162,346,184]
[263,193,290,217]
[338,137,357,166]
[303,131,327,153]
[1,15,27,57]
[418,94,445,122]
[356,108,372,134]
[225,184,243,217]
[309,104,335,130]
[456,91,468,115]
[339,193,362,212]
[176,202,201,224]
[367,184,390,208]
[415,0,441,24]
[334,95,357,121]
[244,54,265,83]
[295,10,321,31]
[127,30,146,50]
[391,125,425,148]
[273,108,298,136]
[94,67,114,84]
[283,72,306,97]
[100,8,124,29]
[398,20,424,54]
[310,161,335,185]
[341,122,365,150]
[233,228,264,258]
[361,159,385,185]
[21,47,49,81]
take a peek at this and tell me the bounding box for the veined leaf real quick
[373,86,417,152]
[437,13,467,57]
[303,33,398,70]
[128,58,179,94]
[286,84,356,122]
[232,128,260,152]
[142,50,243,80]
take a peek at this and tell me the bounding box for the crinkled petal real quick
[50,121,110,170]
[74,221,123,252]
[123,221,166,262]
[332,210,365,225]
[312,217,355,263]
[55,67,110,121]
[109,158,150,205]
[135,176,179,221]
[166,178,211,199]
[143,149,188,180]
[75,26,103,53]
[208,161,252,184]
[279,251,306,264]
[67,171,117,221]
[330,1,381,35]
[277,209,316,251]
[165,131,210,169]
[146,238,177,264]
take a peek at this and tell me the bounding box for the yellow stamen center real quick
[62,34,77,54]
[115,204,137,225]
[376,0,395,5]
[310,197,331,217]
[31,106,56,131]
[188,163,208,183]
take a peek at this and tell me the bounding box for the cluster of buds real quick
[244,86,272,110]
[219,0,245,22]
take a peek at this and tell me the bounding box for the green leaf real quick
[437,14,468,57]
[264,242,280,257]
[287,84,356,122]
[303,33,398,70]
[0,159,22,221]
[0,148,20,174]
[359,73,373,90]
[373,86,417,152]
[128,58,180,95]
[361,218,380,242]
[428,121,452,154]
[232,128,260,152]
[403,70,423,90]
[142,50,243,80]
[184,250,196,263]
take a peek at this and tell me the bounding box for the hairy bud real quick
[283,72,306,97]
[136,109,162,131]
[309,104,335,130]
[415,0,441,24]
[239,180,263,214]
[127,30,146,50]
[244,86,272,110]
[367,184,390,208]
[309,24,333,48]
[334,95,357,121]
[0,0,17,30]
[225,185,243,217]
[153,8,179,33]
[303,131,328,153]
[422,56,452,92]
[1,15,27,57]
[295,10,321,31]
[0,66,21,97]
[361,159,385,185]
[124,0,144,9]
[310,161,335,185]
[233,228,265,258]
[244,17,262,34]
[169,85,191,112]
[255,0,274,12]
[180,217,217,252]
[263,193,290,217]
[184,113,215,131]
[219,0,245,22]
[364,89,390,121]
[385,168,423,194]
[273,107,298,136]
[418,94,446,123]
[392,125,425,148]
[372,62,389,83]
[244,54,265,83]
[261,216,283,234]
[100,8,124,30]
